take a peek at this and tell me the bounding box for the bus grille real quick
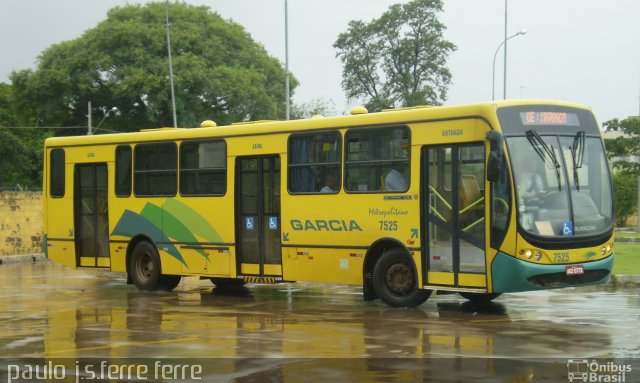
[527,269,610,288]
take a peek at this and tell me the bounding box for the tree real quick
[290,98,337,120]
[334,0,455,111]
[604,116,640,226]
[11,3,296,133]
[0,83,46,188]
[604,116,640,174]
[612,173,637,227]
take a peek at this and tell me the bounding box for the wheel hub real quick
[385,263,413,295]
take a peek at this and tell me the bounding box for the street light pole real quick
[166,5,178,128]
[492,30,526,101]
[87,101,93,135]
[284,0,290,120]
[503,0,508,99]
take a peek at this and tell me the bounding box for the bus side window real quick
[345,126,410,192]
[50,149,65,198]
[115,145,132,197]
[134,142,177,197]
[180,140,226,196]
[288,132,341,194]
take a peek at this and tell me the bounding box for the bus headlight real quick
[522,249,532,259]
[535,252,542,261]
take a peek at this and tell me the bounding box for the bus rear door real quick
[74,163,110,268]
[235,155,282,278]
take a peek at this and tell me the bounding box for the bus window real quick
[288,132,341,194]
[180,140,226,196]
[115,145,132,197]
[50,149,65,198]
[134,143,177,197]
[345,126,410,192]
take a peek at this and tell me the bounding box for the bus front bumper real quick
[491,251,614,293]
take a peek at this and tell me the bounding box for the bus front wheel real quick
[129,241,181,291]
[372,249,431,308]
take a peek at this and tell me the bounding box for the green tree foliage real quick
[0,83,46,188]
[603,116,640,226]
[11,3,296,133]
[334,0,455,111]
[604,116,640,175]
[290,98,337,120]
[612,173,637,227]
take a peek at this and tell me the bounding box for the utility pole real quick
[87,101,93,135]
[166,5,178,128]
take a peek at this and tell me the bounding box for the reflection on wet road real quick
[1,262,638,381]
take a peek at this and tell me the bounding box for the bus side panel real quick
[46,161,77,269]
[284,247,365,284]
[172,195,236,277]
[281,191,420,285]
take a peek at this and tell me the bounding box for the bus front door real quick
[422,144,487,290]
[74,163,110,268]
[235,155,282,278]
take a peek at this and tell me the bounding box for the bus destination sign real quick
[519,111,580,126]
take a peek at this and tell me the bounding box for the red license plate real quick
[565,265,585,276]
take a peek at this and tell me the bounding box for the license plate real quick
[565,265,585,276]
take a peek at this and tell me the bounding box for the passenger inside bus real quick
[320,173,339,193]
[385,163,408,191]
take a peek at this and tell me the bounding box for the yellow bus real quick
[43,100,614,307]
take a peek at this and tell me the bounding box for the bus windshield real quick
[498,105,613,240]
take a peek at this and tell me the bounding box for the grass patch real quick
[614,230,640,239]
[613,242,640,274]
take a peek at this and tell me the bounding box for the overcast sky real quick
[1,0,639,124]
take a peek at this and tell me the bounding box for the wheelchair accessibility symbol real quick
[268,216,278,230]
[562,220,573,236]
[246,217,255,230]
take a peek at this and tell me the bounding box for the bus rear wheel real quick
[459,292,502,302]
[129,241,181,291]
[372,249,431,308]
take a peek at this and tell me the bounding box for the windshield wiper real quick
[571,131,585,190]
[526,130,562,191]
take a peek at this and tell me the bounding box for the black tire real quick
[372,248,432,308]
[129,241,163,291]
[210,277,246,287]
[459,292,502,302]
[160,275,182,291]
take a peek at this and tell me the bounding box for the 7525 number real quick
[379,221,398,231]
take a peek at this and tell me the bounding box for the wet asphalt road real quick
[0,261,639,382]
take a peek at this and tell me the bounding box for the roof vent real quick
[200,120,217,128]
[350,106,368,115]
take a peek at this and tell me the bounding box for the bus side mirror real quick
[486,131,504,183]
